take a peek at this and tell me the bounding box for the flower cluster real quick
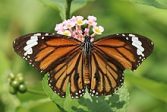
[55,16,104,42]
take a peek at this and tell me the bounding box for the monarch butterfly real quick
[13,32,154,98]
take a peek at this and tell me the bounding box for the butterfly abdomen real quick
[82,36,92,85]
[83,55,91,85]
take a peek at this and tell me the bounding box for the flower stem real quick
[27,89,46,96]
[66,0,73,19]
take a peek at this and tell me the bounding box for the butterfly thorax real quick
[83,36,92,55]
[83,36,92,84]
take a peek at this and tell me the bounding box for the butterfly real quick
[13,32,154,98]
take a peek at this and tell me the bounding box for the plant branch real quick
[27,89,46,96]
[66,0,73,19]
[20,98,51,110]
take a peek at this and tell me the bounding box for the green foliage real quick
[126,74,167,102]
[128,0,167,9]
[40,0,94,19]
[71,0,94,15]
[42,75,129,112]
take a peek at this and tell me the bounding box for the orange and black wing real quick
[89,33,154,96]
[13,32,85,98]
[48,50,86,98]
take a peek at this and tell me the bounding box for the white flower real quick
[93,26,104,35]
[88,16,97,21]
[70,16,77,23]
[58,30,71,37]
[63,20,75,29]
[55,23,64,32]
[87,16,97,26]
[76,16,85,26]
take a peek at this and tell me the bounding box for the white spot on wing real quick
[129,34,145,56]
[23,34,39,56]
[24,42,38,51]
[132,37,142,45]
[34,33,41,36]
[129,34,135,37]
[24,49,33,56]
[26,37,38,45]
[132,42,144,51]
[137,49,144,57]
[45,33,49,36]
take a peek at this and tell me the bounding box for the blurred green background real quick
[0,0,167,112]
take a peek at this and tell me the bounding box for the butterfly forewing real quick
[93,33,154,70]
[13,33,81,73]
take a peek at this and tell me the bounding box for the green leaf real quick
[40,0,66,20]
[0,51,20,112]
[42,75,129,112]
[126,74,167,102]
[71,0,94,14]
[40,0,94,20]
[42,75,66,107]
[128,0,167,9]
[72,84,129,112]
[0,51,10,75]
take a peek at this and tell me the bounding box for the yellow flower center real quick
[93,26,104,35]
[63,30,71,36]
[76,20,84,25]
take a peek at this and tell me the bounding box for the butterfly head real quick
[55,16,104,42]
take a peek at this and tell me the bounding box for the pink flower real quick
[84,28,90,36]
[63,20,75,29]
[70,16,77,23]
[54,15,104,42]
[55,23,64,32]
[88,16,97,21]
[87,16,97,26]
[76,16,84,20]
[76,16,85,26]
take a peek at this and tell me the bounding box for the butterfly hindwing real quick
[89,50,124,96]
[89,33,154,96]
[48,50,86,98]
